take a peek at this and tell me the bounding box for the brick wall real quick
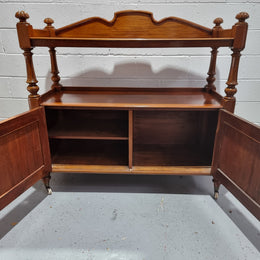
[0,0,259,124]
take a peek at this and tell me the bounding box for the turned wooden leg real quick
[212,178,221,200]
[42,174,52,195]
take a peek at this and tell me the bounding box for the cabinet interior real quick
[133,110,218,166]
[45,108,218,167]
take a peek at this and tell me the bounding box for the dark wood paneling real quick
[134,144,212,166]
[212,110,260,220]
[133,110,218,166]
[134,111,201,145]
[0,108,51,210]
[133,111,218,145]
[42,88,222,110]
[46,109,128,140]
[50,139,128,166]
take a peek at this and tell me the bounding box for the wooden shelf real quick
[50,139,128,166]
[42,87,223,110]
[48,119,128,140]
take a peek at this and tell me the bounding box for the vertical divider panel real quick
[128,110,133,169]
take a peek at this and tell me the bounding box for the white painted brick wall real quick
[0,1,259,124]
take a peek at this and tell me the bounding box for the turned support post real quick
[205,17,223,93]
[205,47,218,93]
[15,11,40,109]
[23,48,40,109]
[224,49,241,112]
[44,18,62,91]
[223,12,249,112]
[49,47,62,91]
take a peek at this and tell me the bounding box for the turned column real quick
[223,12,249,112]
[224,49,241,112]
[23,48,40,108]
[44,18,62,91]
[49,47,62,90]
[205,18,223,93]
[15,11,40,109]
[205,47,218,93]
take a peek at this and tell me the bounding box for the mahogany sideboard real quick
[0,10,259,220]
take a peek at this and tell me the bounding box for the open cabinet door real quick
[0,107,51,210]
[211,109,260,220]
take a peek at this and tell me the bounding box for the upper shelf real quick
[15,10,249,49]
[41,87,223,110]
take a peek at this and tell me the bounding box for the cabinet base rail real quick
[51,164,211,175]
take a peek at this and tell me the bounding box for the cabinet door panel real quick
[0,107,51,210]
[212,109,260,220]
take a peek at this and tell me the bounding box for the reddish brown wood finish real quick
[15,11,32,49]
[205,48,218,92]
[212,110,260,220]
[49,47,62,91]
[15,10,249,112]
[0,108,51,210]
[224,12,249,112]
[41,88,223,110]
[52,165,211,175]
[12,11,259,221]
[133,110,218,166]
[55,10,212,38]
[23,48,40,109]
[30,37,234,48]
[50,139,128,166]
[46,109,128,139]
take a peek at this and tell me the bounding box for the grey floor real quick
[0,173,259,260]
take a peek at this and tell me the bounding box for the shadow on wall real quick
[44,61,221,90]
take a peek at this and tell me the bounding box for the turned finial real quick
[213,17,223,28]
[15,11,29,23]
[44,18,54,28]
[236,12,249,22]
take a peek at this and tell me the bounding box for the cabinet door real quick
[211,109,260,220]
[0,107,51,210]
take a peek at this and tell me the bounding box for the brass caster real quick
[214,191,219,200]
[47,187,52,195]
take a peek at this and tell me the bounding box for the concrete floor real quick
[0,174,259,260]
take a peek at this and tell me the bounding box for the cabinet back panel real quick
[133,110,218,166]
[50,139,128,166]
[46,109,128,139]
[134,111,215,145]
[46,109,128,125]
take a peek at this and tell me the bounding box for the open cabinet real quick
[0,10,259,220]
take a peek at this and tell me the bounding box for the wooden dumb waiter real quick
[0,10,259,220]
